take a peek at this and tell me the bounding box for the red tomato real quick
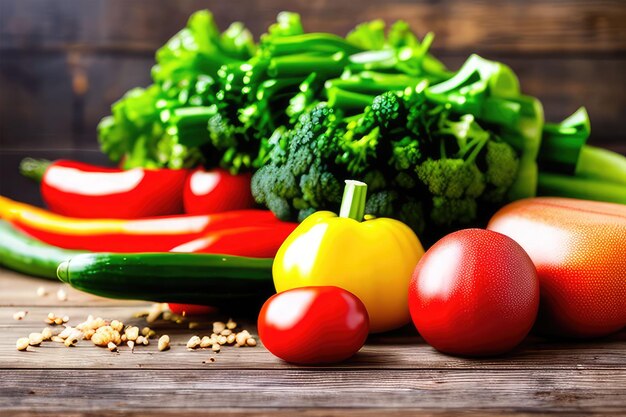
[488,197,626,338]
[168,304,216,316]
[183,168,255,214]
[258,286,369,364]
[408,229,539,356]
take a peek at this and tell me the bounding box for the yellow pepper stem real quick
[339,180,368,221]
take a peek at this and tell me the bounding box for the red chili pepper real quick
[183,168,255,214]
[0,196,281,252]
[171,222,298,257]
[20,158,188,218]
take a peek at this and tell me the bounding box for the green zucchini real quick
[57,253,275,307]
[0,220,83,280]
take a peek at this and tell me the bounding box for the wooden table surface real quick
[1,268,624,416]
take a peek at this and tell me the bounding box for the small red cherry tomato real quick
[258,286,369,364]
[168,304,216,316]
[183,168,255,214]
[408,229,539,357]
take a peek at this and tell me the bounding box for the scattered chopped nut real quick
[58,326,74,339]
[41,327,53,341]
[146,303,165,323]
[162,311,173,321]
[125,326,139,342]
[107,342,118,352]
[136,336,145,345]
[246,338,257,347]
[13,311,27,320]
[141,327,151,337]
[28,332,43,346]
[158,335,170,352]
[110,320,124,332]
[226,319,237,330]
[212,321,226,334]
[83,329,95,340]
[16,338,30,351]
[147,329,157,339]
[200,336,212,348]
[51,336,64,343]
[187,335,201,349]
[65,335,79,347]
[226,334,236,345]
[133,310,149,318]
[142,336,149,346]
[217,335,227,345]
[220,329,232,336]
[57,288,68,301]
[235,330,250,346]
[127,340,135,352]
[188,321,200,330]
[211,344,221,353]
[36,286,48,297]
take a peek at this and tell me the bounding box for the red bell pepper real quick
[20,158,188,218]
[183,168,255,214]
[0,196,282,252]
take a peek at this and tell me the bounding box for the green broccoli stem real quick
[325,72,419,95]
[19,158,51,182]
[339,180,368,221]
[327,88,374,111]
[537,172,626,204]
[267,33,364,56]
[267,53,347,78]
[575,145,626,186]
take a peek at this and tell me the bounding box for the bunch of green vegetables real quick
[98,10,626,242]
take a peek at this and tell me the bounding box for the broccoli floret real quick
[365,190,398,218]
[300,165,343,207]
[397,199,425,235]
[370,91,401,127]
[483,140,520,202]
[416,159,485,199]
[389,136,422,170]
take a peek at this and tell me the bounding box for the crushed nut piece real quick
[136,336,145,345]
[83,329,95,340]
[147,330,157,338]
[141,327,151,337]
[211,344,221,352]
[186,335,201,349]
[125,326,139,342]
[28,333,43,346]
[235,330,250,346]
[58,327,73,339]
[226,319,237,330]
[110,320,124,332]
[127,340,135,352]
[200,336,212,348]
[13,311,27,320]
[41,328,53,341]
[188,322,200,330]
[51,336,64,343]
[212,321,226,334]
[158,335,170,351]
[16,338,30,351]
[246,338,257,347]
[146,303,165,323]
[57,288,68,301]
[220,329,232,336]
[217,335,227,345]
[107,342,118,352]
[226,334,236,345]
[36,286,48,297]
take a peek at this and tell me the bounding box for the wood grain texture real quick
[1,269,625,415]
[1,369,625,414]
[1,0,625,54]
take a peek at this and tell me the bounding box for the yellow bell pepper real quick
[273,180,425,333]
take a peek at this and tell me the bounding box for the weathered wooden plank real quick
[0,369,624,413]
[1,0,625,54]
[1,305,624,371]
[0,412,587,417]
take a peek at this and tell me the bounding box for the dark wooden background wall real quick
[1,0,625,205]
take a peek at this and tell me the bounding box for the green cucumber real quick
[57,253,275,307]
[0,220,83,280]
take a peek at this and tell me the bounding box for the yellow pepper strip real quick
[273,180,425,333]
[0,195,209,235]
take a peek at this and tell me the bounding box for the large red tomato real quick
[488,197,626,338]
[408,229,539,356]
[258,286,369,364]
